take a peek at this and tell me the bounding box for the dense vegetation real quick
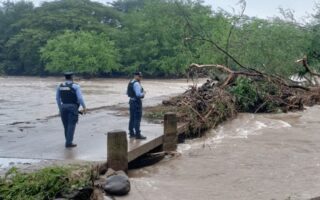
[0,0,319,77]
[0,166,91,200]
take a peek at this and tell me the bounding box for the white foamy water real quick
[177,143,192,153]
[178,113,294,151]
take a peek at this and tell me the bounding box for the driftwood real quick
[164,4,320,134]
[296,56,320,77]
[162,78,236,133]
[188,63,310,91]
[188,63,263,87]
[295,56,320,86]
[158,61,320,135]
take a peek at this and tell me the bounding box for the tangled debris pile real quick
[145,59,320,135]
[162,80,236,133]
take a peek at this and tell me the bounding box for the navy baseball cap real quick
[134,72,143,77]
[64,72,74,79]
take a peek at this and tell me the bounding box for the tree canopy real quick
[0,0,319,77]
[41,30,118,75]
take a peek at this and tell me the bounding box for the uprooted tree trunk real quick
[151,61,320,136]
[149,4,320,135]
[295,56,320,86]
[187,62,311,107]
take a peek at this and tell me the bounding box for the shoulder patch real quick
[59,87,71,91]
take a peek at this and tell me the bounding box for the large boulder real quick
[103,171,130,196]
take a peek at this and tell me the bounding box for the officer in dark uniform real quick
[127,72,147,139]
[56,72,87,148]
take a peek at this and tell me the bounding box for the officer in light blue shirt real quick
[127,72,147,139]
[56,72,87,148]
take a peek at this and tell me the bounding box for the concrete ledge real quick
[127,122,188,162]
[128,135,164,162]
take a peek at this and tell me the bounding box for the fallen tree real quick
[145,58,320,135]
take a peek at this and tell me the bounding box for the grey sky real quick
[3,0,319,20]
[208,0,317,21]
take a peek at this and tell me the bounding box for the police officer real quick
[127,72,147,139]
[56,72,87,148]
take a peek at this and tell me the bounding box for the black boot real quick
[135,134,147,140]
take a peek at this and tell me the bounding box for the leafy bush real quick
[0,166,90,200]
[229,77,279,112]
[229,77,259,112]
[41,30,119,76]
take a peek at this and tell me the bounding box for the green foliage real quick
[115,0,205,76]
[0,0,121,75]
[1,0,320,77]
[4,29,50,75]
[229,77,259,112]
[0,166,90,200]
[229,77,280,112]
[230,18,310,76]
[41,30,119,75]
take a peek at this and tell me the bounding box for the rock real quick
[94,174,108,187]
[104,171,130,196]
[115,170,127,177]
[105,168,116,177]
[90,188,105,200]
[94,168,119,188]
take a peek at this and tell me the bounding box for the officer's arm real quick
[133,82,144,98]
[74,84,86,109]
[56,86,62,112]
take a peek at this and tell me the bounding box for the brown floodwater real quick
[0,76,196,126]
[122,107,320,200]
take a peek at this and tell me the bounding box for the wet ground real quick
[0,109,163,161]
[122,107,320,200]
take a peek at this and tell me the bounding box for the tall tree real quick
[0,0,121,75]
[41,31,119,75]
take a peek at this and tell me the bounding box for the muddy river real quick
[123,108,320,200]
[0,76,194,125]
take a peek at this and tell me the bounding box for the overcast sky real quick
[3,0,319,21]
[209,0,317,21]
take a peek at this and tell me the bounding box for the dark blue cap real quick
[64,72,74,79]
[134,72,143,77]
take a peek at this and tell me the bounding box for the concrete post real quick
[107,130,128,172]
[163,112,178,151]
